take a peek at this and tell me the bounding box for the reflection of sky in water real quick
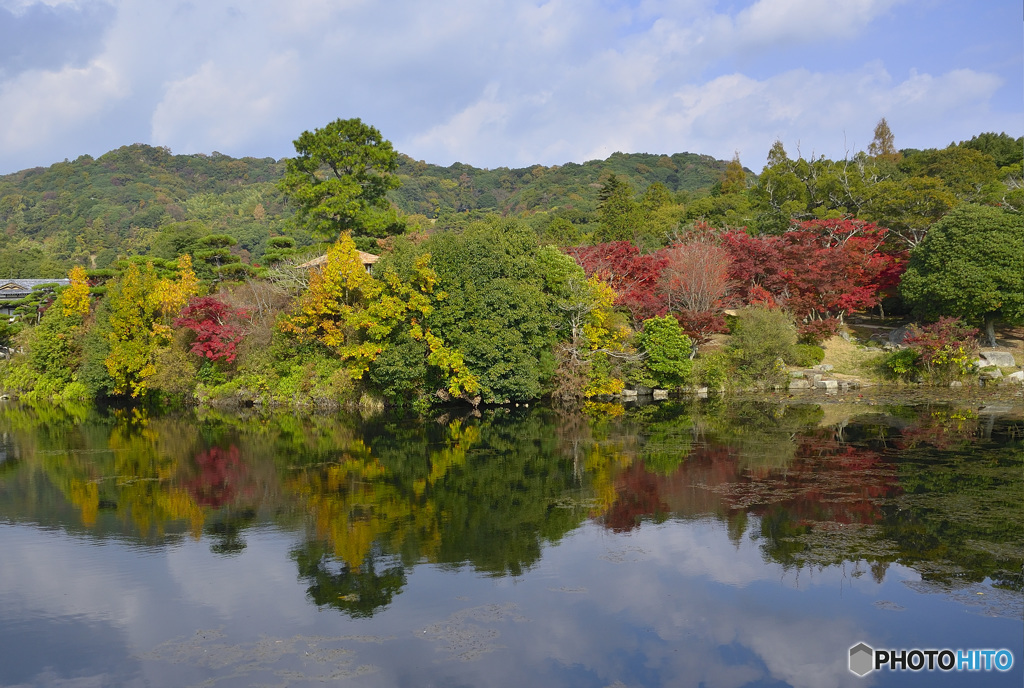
[1,519,1020,688]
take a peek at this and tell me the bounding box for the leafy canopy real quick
[280,118,404,239]
[900,204,1024,339]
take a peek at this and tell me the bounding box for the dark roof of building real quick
[0,279,71,299]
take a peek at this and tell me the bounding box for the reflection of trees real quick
[291,540,406,618]
[583,401,1022,592]
[0,405,268,546]
[879,439,1023,590]
[1,399,1019,608]
[368,412,587,576]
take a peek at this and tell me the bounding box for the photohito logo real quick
[849,643,1014,676]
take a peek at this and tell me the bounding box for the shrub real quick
[636,316,693,388]
[903,318,978,383]
[884,348,921,381]
[693,349,730,391]
[792,344,825,367]
[797,318,839,345]
[727,306,797,387]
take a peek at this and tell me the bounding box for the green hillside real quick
[393,151,728,217]
[0,145,730,276]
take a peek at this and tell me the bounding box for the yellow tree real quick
[59,266,91,318]
[149,254,201,341]
[105,258,201,397]
[280,234,479,397]
[867,117,901,162]
[720,151,747,194]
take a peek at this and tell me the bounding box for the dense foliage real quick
[900,204,1024,346]
[0,119,1020,407]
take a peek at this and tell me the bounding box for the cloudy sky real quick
[0,0,1020,175]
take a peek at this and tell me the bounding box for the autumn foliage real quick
[566,241,668,323]
[721,219,905,322]
[175,297,249,364]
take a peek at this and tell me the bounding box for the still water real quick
[0,399,1020,687]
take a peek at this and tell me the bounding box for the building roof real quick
[297,251,379,269]
[0,279,70,299]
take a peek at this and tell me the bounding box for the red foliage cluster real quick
[564,219,904,339]
[722,219,906,322]
[175,296,249,364]
[183,445,248,508]
[566,241,668,323]
[903,317,979,369]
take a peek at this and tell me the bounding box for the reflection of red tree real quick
[184,446,248,508]
[894,412,979,451]
[598,429,901,531]
[603,463,670,532]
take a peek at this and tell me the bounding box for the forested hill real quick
[0,146,293,276]
[393,151,729,216]
[0,144,730,276]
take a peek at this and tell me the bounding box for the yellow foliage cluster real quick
[581,276,631,397]
[58,265,91,318]
[105,257,202,398]
[279,234,479,398]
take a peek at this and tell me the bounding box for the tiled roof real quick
[0,279,70,298]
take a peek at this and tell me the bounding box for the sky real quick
[0,0,1020,175]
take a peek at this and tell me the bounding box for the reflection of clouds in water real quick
[0,517,974,688]
[531,522,876,688]
[0,525,150,626]
[164,526,309,624]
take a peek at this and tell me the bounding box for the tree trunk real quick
[985,316,997,348]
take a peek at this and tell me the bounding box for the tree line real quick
[0,118,1021,406]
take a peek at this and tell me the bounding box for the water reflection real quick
[0,399,1021,687]
[0,399,1020,605]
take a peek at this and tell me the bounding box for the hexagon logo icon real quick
[849,642,874,676]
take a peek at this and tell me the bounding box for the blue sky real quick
[0,0,1020,175]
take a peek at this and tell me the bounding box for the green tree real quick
[958,132,1023,168]
[636,316,693,389]
[423,218,558,403]
[900,204,1024,347]
[596,174,641,242]
[728,306,797,387]
[862,176,957,248]
[280,118,405,240]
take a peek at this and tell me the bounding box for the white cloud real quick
[0,57,126,153]
[732,0,905,47]
[151,52,301,153]
[0,0,87,14]
[0,0,1017,174]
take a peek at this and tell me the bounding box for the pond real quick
[0,398,1020,687]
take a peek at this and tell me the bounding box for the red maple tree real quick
[175,296,249,364]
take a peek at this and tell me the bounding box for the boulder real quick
[979,351,1016,368]
[815,379,839,391]
[1006,371,1024,384]
[620,389,638,400]
[980,368,1003,381]
[789,379,811,390]
[888,326,911,346]
[652,389,669,400]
